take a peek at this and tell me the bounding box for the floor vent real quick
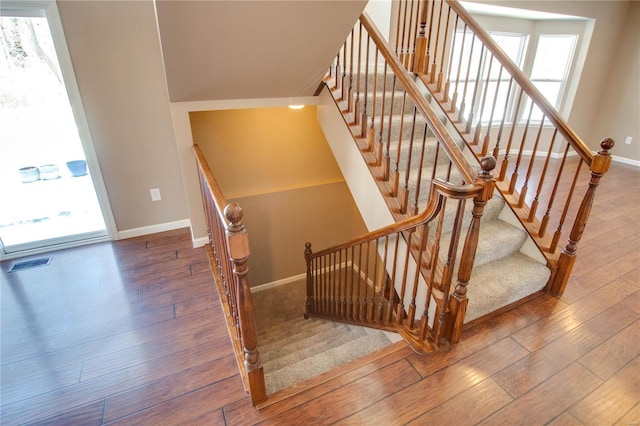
[8,257,52,273]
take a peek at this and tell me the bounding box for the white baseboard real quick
[612,155,640,167]
[192,236,209,248]
[251,273,307,293]
[117,219,191,240]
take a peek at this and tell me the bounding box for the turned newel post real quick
[548,138,614,296]
[224,203,266,404]
[447,155,496,343]
[305,242,314,316]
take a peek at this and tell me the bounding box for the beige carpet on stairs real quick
[252,279,396,396]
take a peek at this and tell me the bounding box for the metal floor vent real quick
[8,257,52,273]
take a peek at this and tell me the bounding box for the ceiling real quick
[154,0,368,102]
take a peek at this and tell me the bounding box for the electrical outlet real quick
[150,188,161,201]
[625,136,633,145]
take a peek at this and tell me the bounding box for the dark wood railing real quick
[193,145,267,406]
[395,0,614,295]
[312,13,496,348]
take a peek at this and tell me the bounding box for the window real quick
[449,30,527,123]
[526,35,577,121]
[447,11,586,126]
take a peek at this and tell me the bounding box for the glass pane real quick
[524,81,561,121]
[531,35,577,80]
[0,15,107,251]
[490,32,527,68]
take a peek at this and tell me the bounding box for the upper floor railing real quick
[193,144,267,406]
[394,0,614,294]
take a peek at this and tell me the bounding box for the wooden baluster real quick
[400,106,418,213]
[394,0,404,57]
[369,239,379,321]
[429,0,443,83]
[408,223,428,330]
[224,203,266,405]
[348,29,354,113]
[548,138,614,296]
[391,91,407,197]
[443,14,459,104]
[528,129,558,222]
[386,233,401,324]
[383,75,397,181]
[377,65,389,166]
[508,99,535,194]
[465,45,485,134]
[550,160,583,254]
[341,40,348,102]
[354,23,363,129]
[379,236,390,322]
[367,47,379,153]
[481,64,503,156]
[425,0,435,68]
[419,195,447,341]
[499,87,524,181]
[446,156,496,343]
[450,23,467,113]
[518,115,545,208]
[429,2,444,84]
[399,0,409,67]
[458,33,476,122]
[436,4,452,93]
[396,228,415,325]
[361,30,370,139]
[492,77,513,160]
[361,241,369,321]
[435,197,466,344]
[413,0,429,73]
[349,246,356,319]
[539,143,570,238]
[305,242,313,315]
[472,51,492,144]
[412,124,429,215]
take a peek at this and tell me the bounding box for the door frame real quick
[0,0,117,259]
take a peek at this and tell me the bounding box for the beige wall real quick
[190,106,367,285]
[465,1,638,162]
[57,1,188,232]
[190,107,343,197]
[589,1,639,161]
[232,182,367,286]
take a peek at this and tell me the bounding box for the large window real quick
[448,13,585,125]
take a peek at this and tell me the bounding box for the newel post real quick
[548,138,614,296]
[304,242,314,317]
[446,155,496,343]
[224,203,267,405]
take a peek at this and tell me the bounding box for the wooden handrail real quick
[443,0,593,165]
[360,12,477,184]
[308,178,480,260]
[193,144,267,406]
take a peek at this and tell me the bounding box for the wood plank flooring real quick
[1,161,638,425]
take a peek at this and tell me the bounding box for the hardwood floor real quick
[1,162,638,425]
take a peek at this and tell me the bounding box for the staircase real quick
[259,317,392,395]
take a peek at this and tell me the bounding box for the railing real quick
[193,145,267,406]
[395,0,613,295]
[313,13,496,347]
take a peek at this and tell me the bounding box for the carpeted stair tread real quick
[258,316,309,338]
[259,319,338,349]
[264,328,392,395]
[465,252,550,322]
[438,218,528,270]
[262,326,368,371]
[262,324,358,363]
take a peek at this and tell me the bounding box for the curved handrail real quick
[361,11,478,184]
[446,0,593,165]
[308,177,481,259]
